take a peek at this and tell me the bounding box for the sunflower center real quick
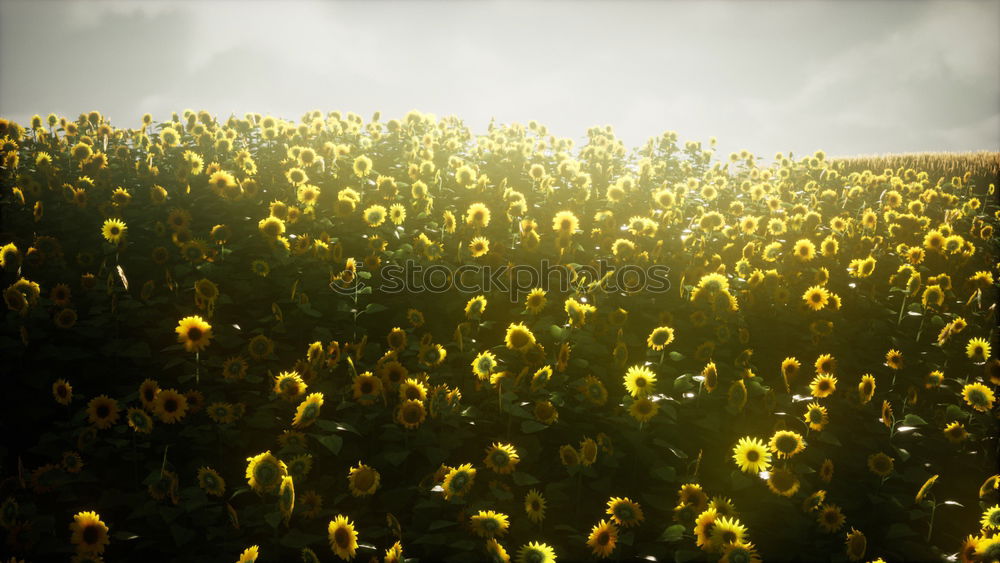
[354,470,375,491]
[598,531,610,545]
[335,527,350,547]
[97,405,109,418]
[82,524,100,544]
[746,450,759,462]
[403,406,421,423]
[187,327,202,340]
[164,399,178,412]
[722,530,736,543]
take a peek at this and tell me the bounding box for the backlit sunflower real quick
[867,452,894,477]
[810,374,837,398]
[982,505,1000,530]
[442,463,476,500]
[766,468,800,497]
[962,382,995,412]
[466,202,491,228]
[352,372,382,405]
[606,496,643,528]
[732,437,771,474]
[646,326,675,351]
[197,467,226,497]
[505,323,536,351]
[769,430,805,458]
[915,474,939,503]
[587,519,617,558]
[53,378,72,405]
[126,407,153,433]
[348,462,380,497]
[153,388,188,424]
[885,349,904,370]
[524,288,547,314]
[86,395,119,430]
[69,510,109,554]
[804,402,829,431]
[814,353,836,375]
[516,541,556,563]
[484,443,519,474]
[245,451,287,494]
[967,337,992,363]
[238,545,259,563]
[694,508,718,550]
[802,285,829,311]
[101,218,126,244]
[624,365,657,398]
[720,541,761,563]
[710,516,747,551]
[858,374,876,404]
[397,399,426,429]
[175,315,212,353]
[525,489,546,523]
[328,515,359,560]
[293,393,324,428]
[470,510,510,538]
[630,396,660,422]
[817,503,845,533]
[274,371,307,401]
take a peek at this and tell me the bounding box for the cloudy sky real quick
[1,0,997,158]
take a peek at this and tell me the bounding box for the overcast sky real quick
[1,0,998,158]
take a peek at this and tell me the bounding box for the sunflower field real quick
[0,110,998,563]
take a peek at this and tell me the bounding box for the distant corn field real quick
[832,151,1000,188]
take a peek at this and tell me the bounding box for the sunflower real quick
[175,315,212,353]
[983,505,1000,530]
[767,468,800,497]
[975,536,1000,563]
[484,443,520,474]
[810,374,837,398]
[524,288,547,314]
[293,393,324,428]
[646,326,675,351]
[944,421,968,443]
[840,528,866,561]
[913,474,938,504]
[559,444,580,466]
[328,515,359,560]
[710,516,747,550]
[470,510,510,538]
[466,202,491,228]
[274,371,307,401]
[981,475,1000,498]
[442,463,476,500]
[962,382,995,412]
[694,508,718,550]
[817,503,845,533]
[858,374,876,404]
[153,388,188,424]
[552,210,579,234]
[101,218,126,244]
[525,489,546,523]
[86,395,119,430]
[885,349,904,370]
[505,323,536,351]
[469,236,490,258]
[804,402,829,431]
[52,378,73,405]
[245,451,287,494]
[720,541,761,563]
[604,496,643,529]
[352,372,382,405]
[623,396,656,427]
[127,407,154,433]
[586,520,617,558]
[624,365,657,398]
[802,490,826,513]
[769,430,805,458]
[465,295,487,319]
[238,545,259,563]
[69,511,109,554]
[814,353,836,375]
[732,437,771,474]
[396,399,426,429]
[802,285,829,311]
[347,462,380,497]
[516,541,556,563]
[793,239,816,261]
[197,467,226,497]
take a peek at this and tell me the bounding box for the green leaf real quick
[314,434,343,455]
[651,466,677,482]
[512,472,540,486]
[659,524,685,542]
[668,351,685,362]
[384,449,409,466]
[520,420,548,434]
[885,522,916,540]
[902,414,927,426]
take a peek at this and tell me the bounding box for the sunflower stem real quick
[926,500,936,542]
